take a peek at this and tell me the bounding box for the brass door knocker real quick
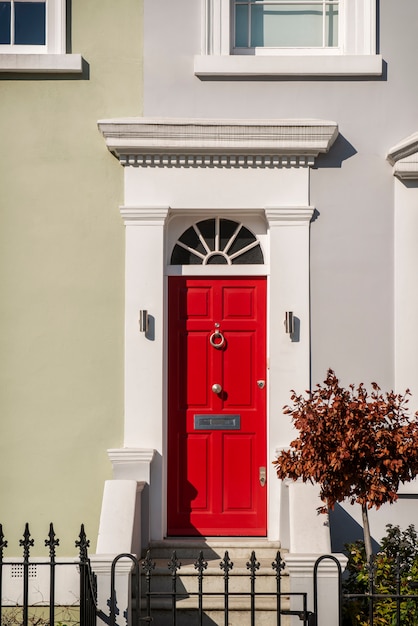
[209,330,225,349]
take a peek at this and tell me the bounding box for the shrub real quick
[343,524,418,625]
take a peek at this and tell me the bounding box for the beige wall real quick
[0,0,142,555]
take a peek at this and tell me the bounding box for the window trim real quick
[0,0,83,73]
[195,0,382,77]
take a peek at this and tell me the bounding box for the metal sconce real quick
[284,311,294,335]
[139,310,149,333]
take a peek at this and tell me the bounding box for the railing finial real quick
[75,523,90,561]
[19,523,34,562]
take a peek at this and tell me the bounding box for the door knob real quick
[259,467,266,487]
[212,383,222,394]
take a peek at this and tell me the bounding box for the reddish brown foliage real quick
[273,369,418,513]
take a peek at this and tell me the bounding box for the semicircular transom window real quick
[171,218,264,265]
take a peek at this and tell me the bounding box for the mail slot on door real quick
[194,415,241,430]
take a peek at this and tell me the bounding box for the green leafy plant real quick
[343,525,418,625]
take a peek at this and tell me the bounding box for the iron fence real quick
[3,525,418,626]
[119,548,314,626]
[0,523,96,626]
[313,553,418,626]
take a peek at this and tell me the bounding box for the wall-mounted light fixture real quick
[284,311,294,335]
[139,310,149,333]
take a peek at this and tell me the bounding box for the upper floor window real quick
[0,0,83,73]
[0,1,46,46]
[194,0,382,77]
[233,1,339,50]
[0,0,64,54]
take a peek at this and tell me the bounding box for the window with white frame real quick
[0,1,45,46]
[0,0,82,72]
[194,0,382,77]
[0,0,62,53]
[233,0,339,50]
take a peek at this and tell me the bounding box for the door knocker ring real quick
[209,330,225,349]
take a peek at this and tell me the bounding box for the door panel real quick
[168,277,267,536]
[223,435,253,510]
[184,333,209,407]
[178,434,209,512]
[223,333,253,407]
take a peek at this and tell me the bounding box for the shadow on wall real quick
[314,133,357,169]
[329,503,380,554]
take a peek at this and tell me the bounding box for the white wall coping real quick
[98,117,338,161]
[285,553,347,577]
[90,554,137,575]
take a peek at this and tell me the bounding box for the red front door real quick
[167,277,267,536]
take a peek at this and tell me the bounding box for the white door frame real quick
[99,117,338,543]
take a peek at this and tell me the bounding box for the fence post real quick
[313,555,343,626]
[0,525,7,626]
[45,523,59,626]
[109,553,139,626]
[75,524,96,626]
[220,551,233,626]
[20,523,34,626]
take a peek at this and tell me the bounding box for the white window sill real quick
[0,53,83,73]
[194,54,383,78]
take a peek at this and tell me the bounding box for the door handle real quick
[212,383,222,394]
[259,467,266,487]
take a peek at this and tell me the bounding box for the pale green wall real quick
[0,0,142,555]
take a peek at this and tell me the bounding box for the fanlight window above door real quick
[171,218,264,265]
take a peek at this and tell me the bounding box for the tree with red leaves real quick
[273,369,418,564]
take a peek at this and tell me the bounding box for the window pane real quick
[0,2,11,44]
[197,219,215,251]
[15,2,45,45]
[178,226,206,255]
[251,4,324,48]
[231,245,264,264]
[206,254,229,265]
[235,3,249,47]
[228,225,257,255]
[171,245,203,265]
[326,3,338,47]
[219,219,239,251]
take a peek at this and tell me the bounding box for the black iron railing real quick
[8,525,418,626]
[312,553,418,626]
[129,549,314,626]
[0,523,97,626]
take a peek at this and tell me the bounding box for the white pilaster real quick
[265,205,314,541]
[121,206,169,449]
[121,206,169,541]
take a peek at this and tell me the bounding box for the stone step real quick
[143,568,284,595]
[138,540,290,623]
[144,539,284,561]
[142,608,291,626]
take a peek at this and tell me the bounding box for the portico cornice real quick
[387,131,418,180]
[98,117,338,167]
